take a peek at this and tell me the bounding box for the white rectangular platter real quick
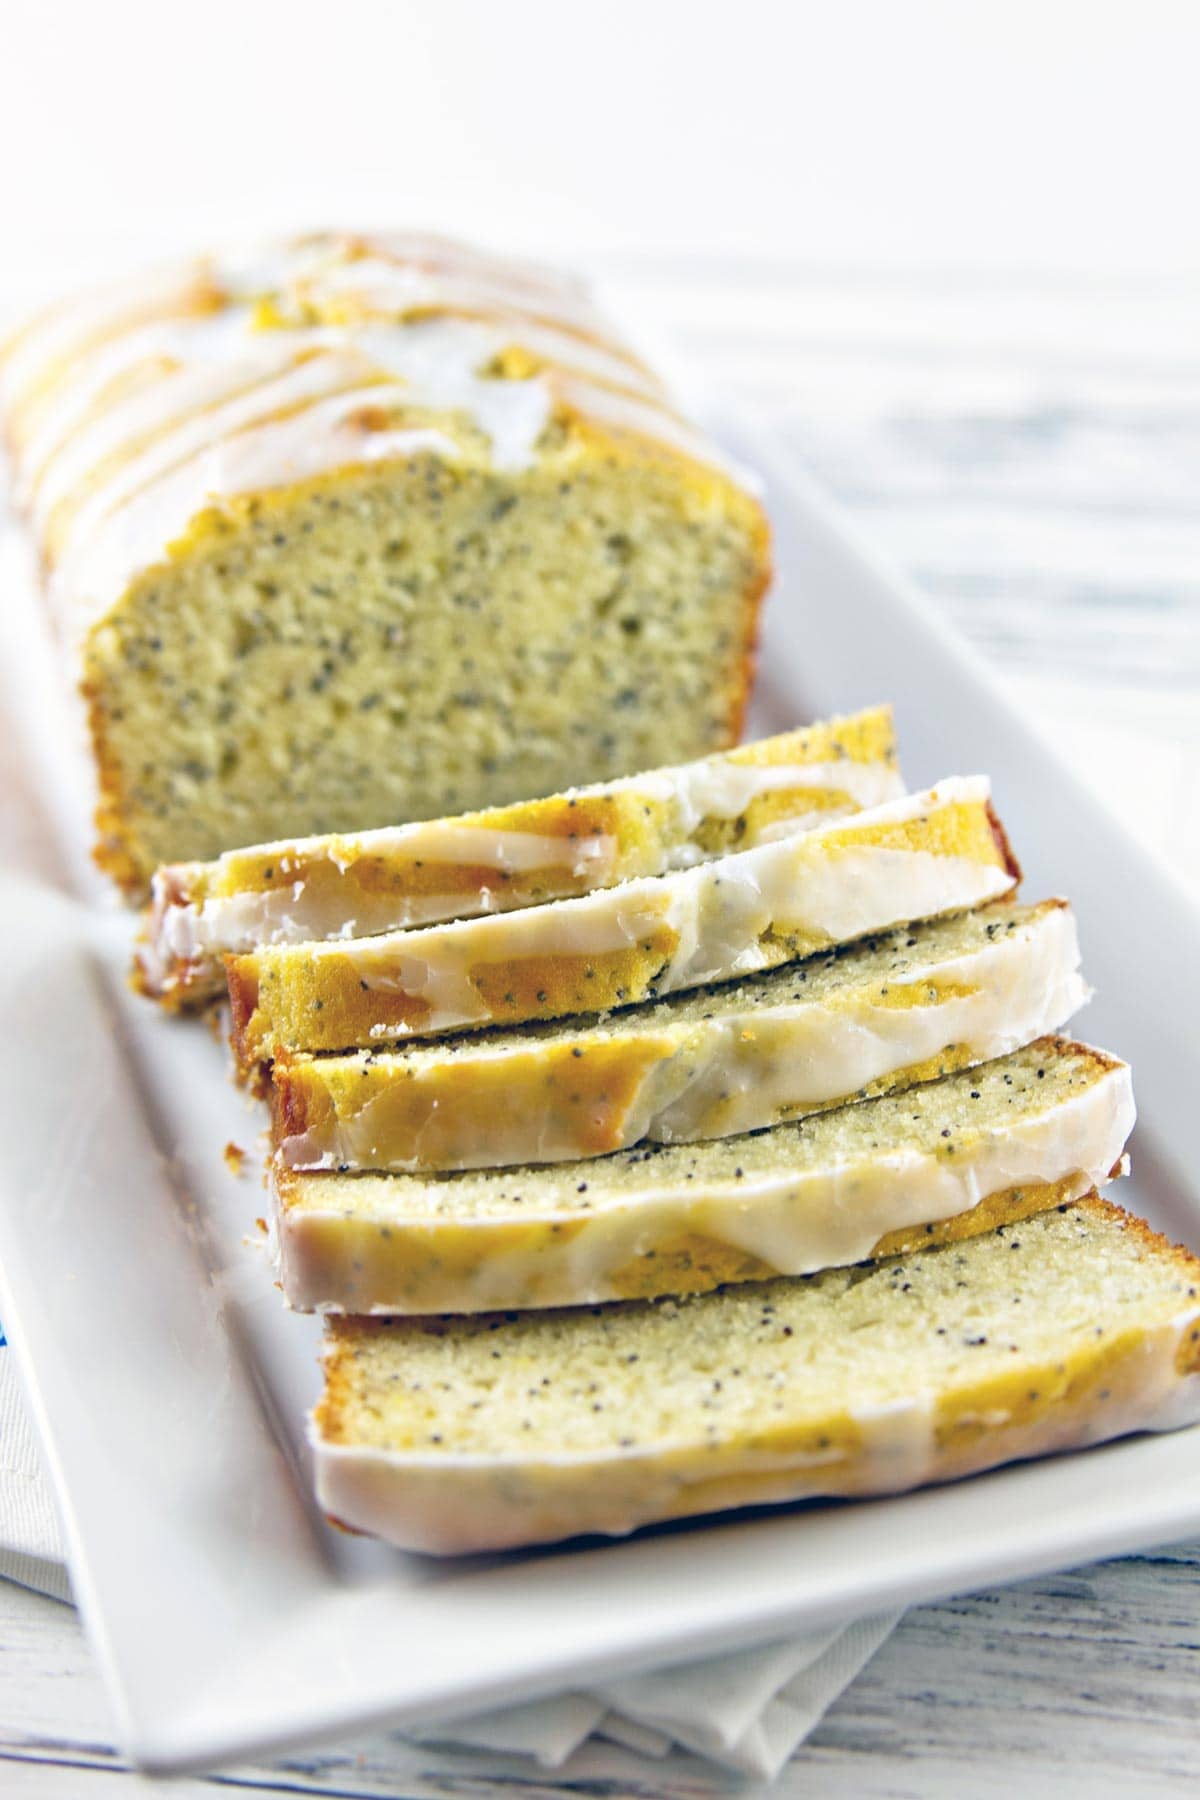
[0,416,1197,1777]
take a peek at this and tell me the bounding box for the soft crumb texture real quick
[136,706,902,1008]
[311,1198,1200,1552]
[85,446,768,889]
[271,897,1085,1171]
[227,778,1020,1065]
[274,1037,1133,1312]
[0,233,771,895]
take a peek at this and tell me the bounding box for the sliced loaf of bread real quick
[137,707,901,1007]
[272,898,1085,1174]
[229,776,1019,1067]
[275,1038,1131,1313]
[312,1196,1200,1554]
[2,234,772,892]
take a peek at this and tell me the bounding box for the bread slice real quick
[311,1196,1200,1554]
[273,897,1085,1175]
[274,1037,1131,1313]
[229,776,1019,1068]
[2,233,770,893]
[137,707,901,1008]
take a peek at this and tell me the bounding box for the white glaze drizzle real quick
[50,348,380,571]
[0,262,211,415]
[52,389,464,641]
[554,372,764,492]
[26,318,554,558]
[649,906,1087,1142]
[258,778,1010,1044]
[464,314,661,395]
[654,753,904,838]
[16,309,253,502]
[306,1296,1200,1554]
[306,1422,912,1555]
[348,321,552,468]
[290,254,621,341]
[277,1050,1133,1311]
[42,336,560,635]
[349,231,592,300]
[30,333,327,531]
[24,312,657,549]
[277,902,1087,1172]
[6,235,762,643]
[148,829,618,977]
[141,750,901,986]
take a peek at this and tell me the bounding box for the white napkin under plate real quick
[0,1343,895,1781]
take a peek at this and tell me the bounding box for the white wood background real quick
[2,259,1198,1795]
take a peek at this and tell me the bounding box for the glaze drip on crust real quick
[3,233,753,642]
[273,1037,1132,1314]
[226,777,1020,1066]
[269,898,1086,1175]
[309,1197,1200,1553]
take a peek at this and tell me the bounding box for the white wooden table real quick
[2,260,1198,1795]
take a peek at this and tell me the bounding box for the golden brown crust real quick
[1042,1036,1126,1075]
[723,510,774,744]
[985,800,1023,888]
[869,1174,1086,1260]
[228,926,687,1073]
[313,1332,357,1446]
[225,957,260,1059]
[85,672,152,899]
[270,1052,334,1145]
[129,955,214,1010]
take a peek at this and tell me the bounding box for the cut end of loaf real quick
[84,444,770,896]
[2,232,776,896]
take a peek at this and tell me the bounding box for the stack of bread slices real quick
[139,706,1200,1554]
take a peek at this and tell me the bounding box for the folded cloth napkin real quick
[0,1340,896,1782]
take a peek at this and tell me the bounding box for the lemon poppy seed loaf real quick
[227,776,1020,1068]
[311,1197,1200,1554]
[0,232,771,894]
[274,1037,1131,1313]
[272,897,1085,1175]
[137,706,900,1007]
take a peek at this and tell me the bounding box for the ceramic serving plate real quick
[0,418,1197,1776]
